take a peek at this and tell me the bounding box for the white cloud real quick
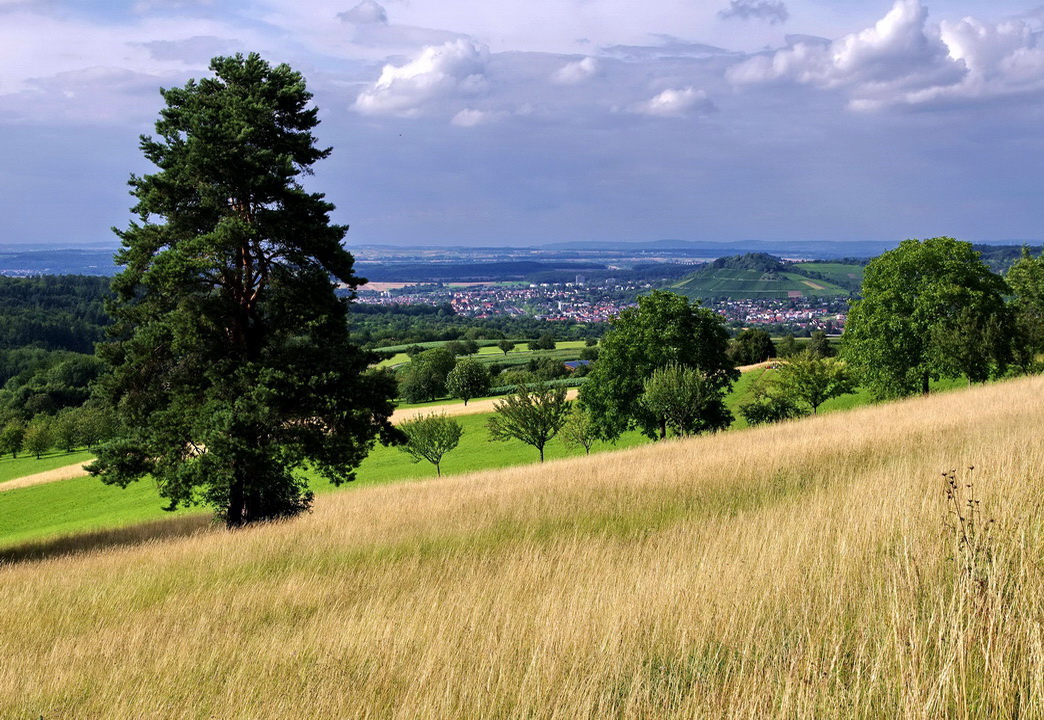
[450,108,505,127]
[551,57,599,84]
[629,86,714,117]
[727,0,1044,110]
[339,1,387,25]
[353,39,490,117]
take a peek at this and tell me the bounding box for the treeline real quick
[0,275,111,353]
[350,306,602,347]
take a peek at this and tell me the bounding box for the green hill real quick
[672,266,850,300]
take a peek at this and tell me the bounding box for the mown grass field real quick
[1,375,1041,717]
[0,449,94,484]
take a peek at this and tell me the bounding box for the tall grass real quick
[1,375,1042,718]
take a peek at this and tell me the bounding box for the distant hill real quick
[671,254,852,300]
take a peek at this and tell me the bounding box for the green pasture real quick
[0,372,972,551]
[794,263,865,290]
[377,340,589,370]
[0,450,96,485]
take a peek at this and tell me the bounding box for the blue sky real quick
[1,0,1043,248]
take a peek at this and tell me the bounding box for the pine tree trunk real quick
[227,474,245,529]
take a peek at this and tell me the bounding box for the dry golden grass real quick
[3,375,1044,718]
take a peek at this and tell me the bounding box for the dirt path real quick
[392,388,580,423]
[0,461,92,493]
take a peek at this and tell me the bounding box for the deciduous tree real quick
[775,351,855,415]
[1007,245,1044,364]
[842,237,1012,399]
[487,384,569,462]
[88,53,398,528]
[397,413,463,477]
[560,404,597,455]
[580,290,737,440]
[445,357,490,405]
[728,329,776,365]
[640,363,732,438]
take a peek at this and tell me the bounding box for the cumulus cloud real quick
[353,39,489,117]
[728,0,963,108]
[629,87,715,117]
[719,0,789,25]
[727,0,1044,110]
[338,1,387,25]
[551,57,598,84]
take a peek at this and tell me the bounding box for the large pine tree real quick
[89,53,398,527]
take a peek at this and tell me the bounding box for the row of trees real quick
[0,403,115,459]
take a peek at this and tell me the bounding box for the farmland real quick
[672,267,850,300]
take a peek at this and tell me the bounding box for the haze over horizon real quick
[2,0,1043,250]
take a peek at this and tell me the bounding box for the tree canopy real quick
[580,290,737,440]
[640,363,732,437]
[397,413,463,477]
[1007,246,1044,363]
[842,237,1012,399]
[88,53,398,527]
[487,384,570,462]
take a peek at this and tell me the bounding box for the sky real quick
[1,0,1044,248]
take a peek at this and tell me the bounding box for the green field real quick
[0,409,643,550]
[377,340,589,370]
[793,262,865,291]
[672,267,850,299]
[0,372,971,551]
[0,449,95,484]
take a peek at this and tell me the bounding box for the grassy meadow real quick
[0,371,967,549]
[2,374,1043,717]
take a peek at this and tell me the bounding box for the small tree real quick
[497,340,516,356]
[76,402,116,450]
[1007,246,1044,364]
[738,376,808,426]
[397,413,463,477]
[399,347,457,403]
[23,416,53,459]
[52,409,80,453]
[640,363,733,438]
[776,334,799,358]
[806,330,835,358]
[728,328,776,365]
[584,337,598,347]
[444,340,467,357]
[0,419,26,458]
[487,384,569,462]
[560,404,597,455]
[776,351,855,414]
[445,358,491,405]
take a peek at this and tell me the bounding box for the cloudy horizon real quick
[2,0,1043,248]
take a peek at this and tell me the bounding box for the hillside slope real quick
[2,375,1043,718]
[672,264,851,296]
